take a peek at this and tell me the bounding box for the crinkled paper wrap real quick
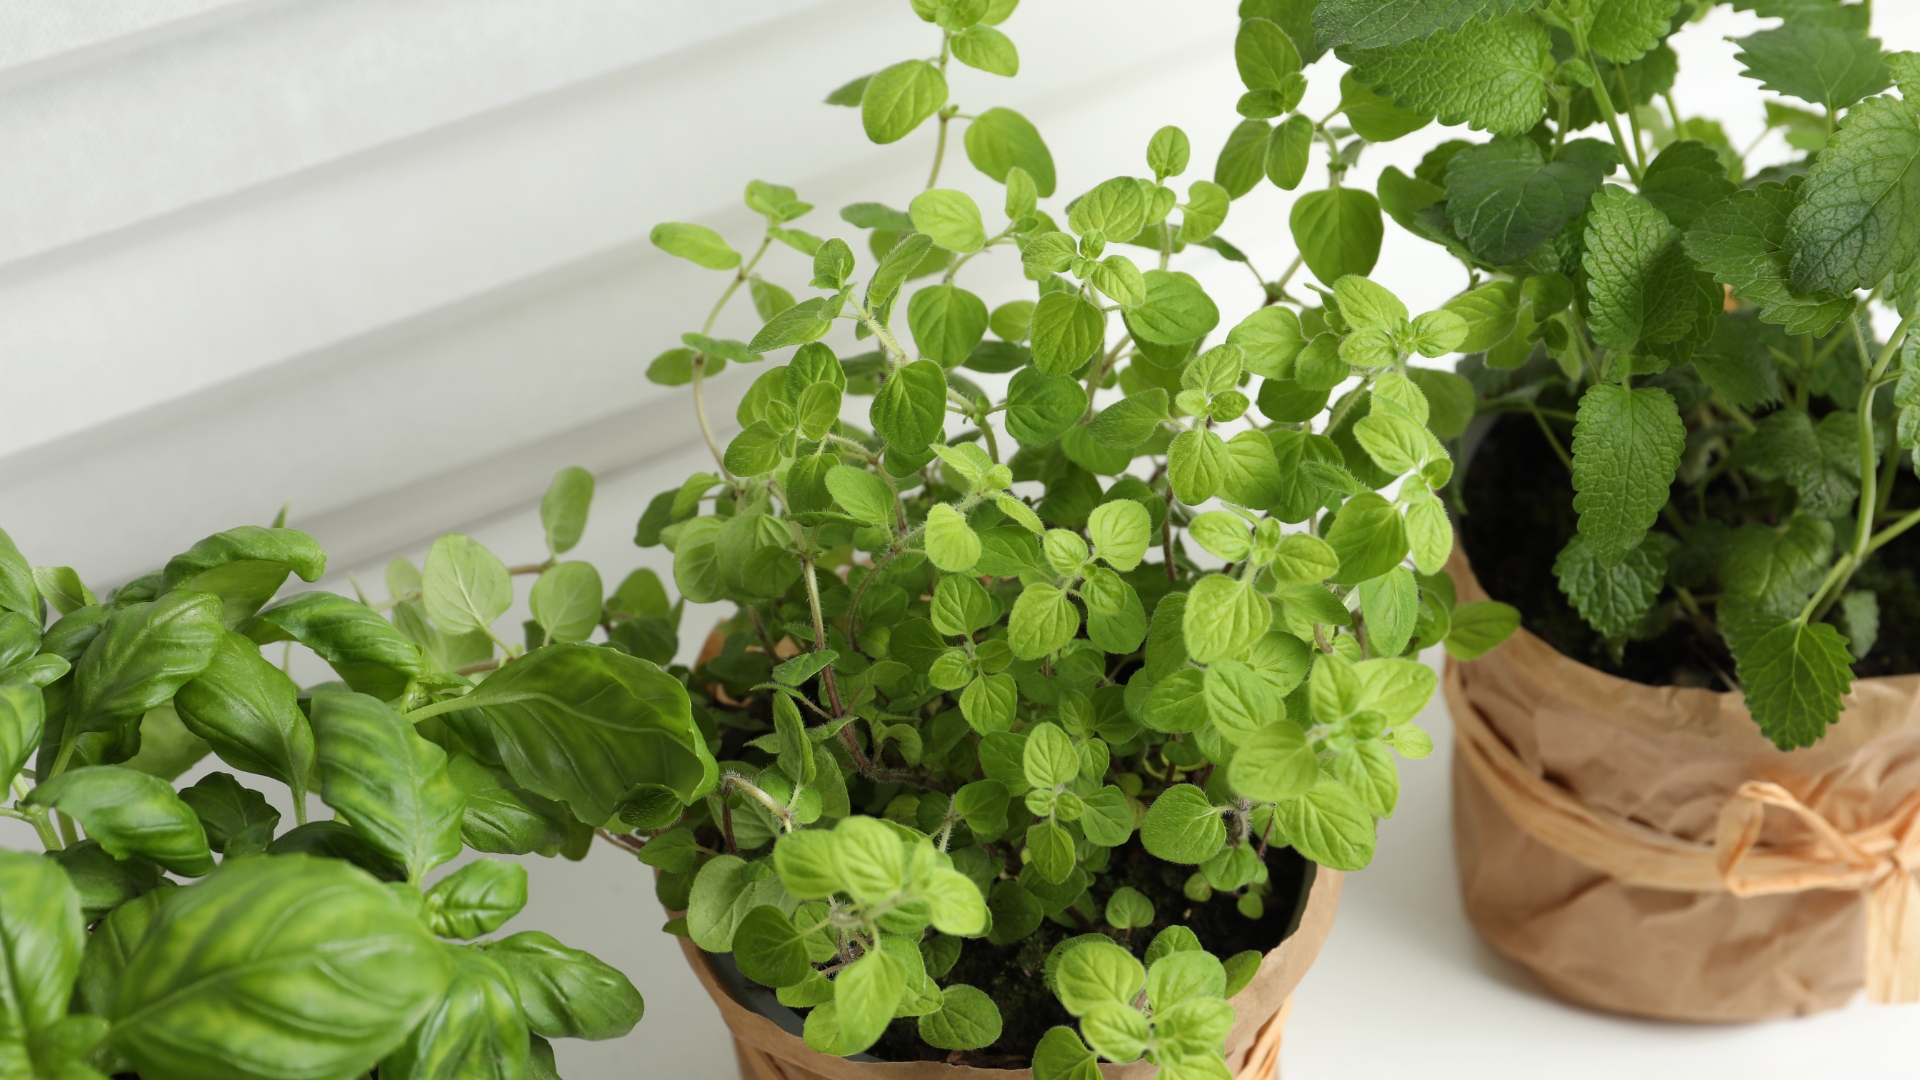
[670,866,1342,1080]
[1445,550,1920,1021]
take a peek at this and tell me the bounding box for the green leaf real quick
[0,527,38,620]
[243,592,425,698]
[1444,136,1613,265]
[1553,532,1669,639]
[1023,721,1080,789]
[733,905,815,989]
[0,681,43,791]
[1340,13,1550,137]
[1639,140,1736,232]
[953,23,1019,75]
[1215,119,1272,199]
[312,692,465,880]
[529,562,604,644]
[1684,184,1854,337]
[1325,492,1410,584]
[539,466,594,555]
[749,298,835,353]
[924,504,983,573]
[109,854,451,1078]
[482,931,643,1041]
[1104,886,1155,930]
[1290,187,1383,285]
[1719,516,1834,619]
[1009,584,1081,660]
[835,943,907,1053]
[1140,784,1226,864]
[868,233,937,310]
[862,59,948,143]
[1167,429,1228,505]
[173,630,313,799]
[1726,612,1854,750]
[0,849,85,1051]
[772,830,841,899]
[1055,940,1146,1014]
[1740,409,1860,517]
[826,466,896,528]
[1588,0,1682,63]
[159,526,327,626]
[649,223,740,270]
[1032,1026,1101,1080]
[909,190,988,255]
[1129,270,1219,346]
[920,984,1003,1050]
[907,284,990,365]
[1273,777,1377,869]
[922,868,988,934]
[964,107,1057,196]
[1359,567,1418,656]
[69,589,224,741]
[834,815,907,903]
[380,946,529,1080]
[28,765,211,875]
[422,859,527,941]
[1005,366,1088,445]
[423,643,715,824]
[1228,721,1318,803]
[1312,0,1551,50]
[1145,948,1226,1013]
[1569,383,1684,565]
[33,565,96,617]
[1436,594,1515,659]
[1786,95,1920,295]
[1183,574,1272,664]
[871,359,949,452]
[1088,500,1152,571]
[1026,820,1076,883]
[1734,24,1890,112]
[1583,185,1714,354]
[423,534,512,637]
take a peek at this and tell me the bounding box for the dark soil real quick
[1459,413,1920,685]
[868,841,1309,1069]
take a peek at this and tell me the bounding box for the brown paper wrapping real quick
[671,866,1342,1080]
[1444,549,1920,1021]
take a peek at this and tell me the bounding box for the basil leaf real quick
[312,692,466,881]
[29,766,213,876]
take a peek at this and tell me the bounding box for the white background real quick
[3,1,1919,1077]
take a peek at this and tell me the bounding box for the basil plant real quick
[628,0,1518,1072]
[1307,0,1920,748]
[0,515,675,1080]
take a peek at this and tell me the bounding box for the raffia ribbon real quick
[1448,661,1920,1004]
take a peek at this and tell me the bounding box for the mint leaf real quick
[1312,0,1551,50]
[1732,24,1890,112]
[1786,95,1920,296]
[1683,184,1855,337]
[1718,516,1835,619]
[1569,383,1684,565]
[1339,14,1551,138]
[1583,186,1713,354]
[1445,137,1613,265]
[1588,0,1682,64]
[1724,612,1854,750]
[1638,141,1736,231]
[1737,409,1860,517]
[1690,315,1783,409]
[1552,532,1671,639]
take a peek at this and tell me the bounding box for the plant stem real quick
[1530,407,1574,473]
[1575,22,1645,186]
[702,238,773,336]
[1616,65,1649,176]
[800,548,846,718]
[692,356,733,479]
[926,37,953,189]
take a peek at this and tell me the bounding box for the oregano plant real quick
[629,0,1521,1072]
[1310,0,1919,749]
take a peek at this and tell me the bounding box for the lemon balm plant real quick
[631,0,1517,1072]
[0,517,659,1079]
[1312,0,1920,749]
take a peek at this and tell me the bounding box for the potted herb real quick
[617,0,1515,1075]
[0,519,657,1078]
[1309,0,1920,1022]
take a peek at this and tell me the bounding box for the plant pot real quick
[1442,547,1920,1021]
[666,863,1342,1080]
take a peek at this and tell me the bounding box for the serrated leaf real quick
[1312,0,1552,50]
[1583,186,1713,354]
[1339,13,1551,138]
[1725,612,1853,750]
[1553,532,1670,639]
[1786,95,1920,296]
[1718,516,1834,620]
[1733,24,1890,112]
[1639,140,1736,231]
[1569,383,1683,566]
[1588,0,1682,64]
[1445,137,1612,265]
[1684,185,1855,337]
